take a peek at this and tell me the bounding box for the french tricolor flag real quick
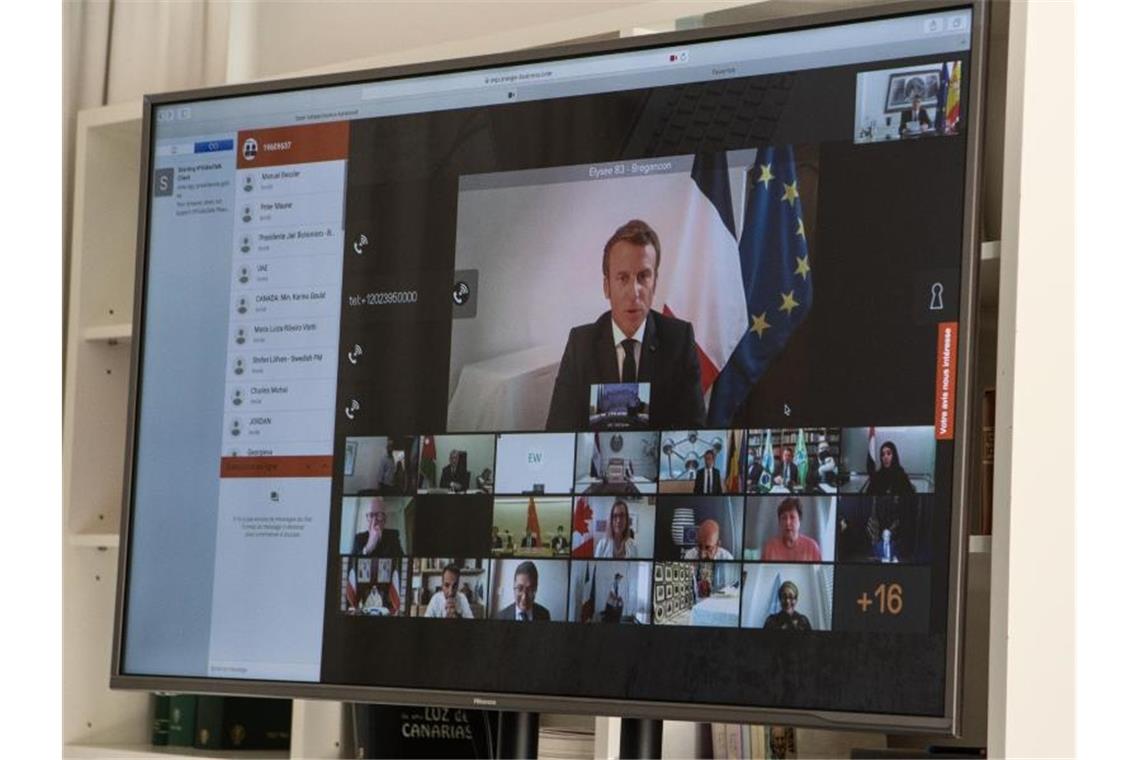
[656,152,748,398]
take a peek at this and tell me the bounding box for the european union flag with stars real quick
[708,145,812,425]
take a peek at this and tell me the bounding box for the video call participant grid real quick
[340,425,938,499]
[333,426,938,629]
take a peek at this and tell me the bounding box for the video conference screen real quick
[120,3,977,729]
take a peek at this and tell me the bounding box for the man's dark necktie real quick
[621,339,637,383]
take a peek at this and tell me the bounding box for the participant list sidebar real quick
[206,122,349,681]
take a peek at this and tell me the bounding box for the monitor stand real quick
[495,710,539,759]
[620,717,663,759]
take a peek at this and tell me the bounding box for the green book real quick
[167,694,197,747]
[221,697,292,750]
[194,695,226,750]
[150,694,171,746]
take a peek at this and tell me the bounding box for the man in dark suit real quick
[546,219,706,431]
[439,450,470,492]
[350,497,405,557]
[495,561,551,621]
[898,94,932,136]
[693,449,723,494]
[773,447,799,488]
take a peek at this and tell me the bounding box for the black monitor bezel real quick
[111,0,987,735]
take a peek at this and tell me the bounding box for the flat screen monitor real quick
[113,0,985,733]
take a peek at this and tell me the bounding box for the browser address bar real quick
[360,47,690,102]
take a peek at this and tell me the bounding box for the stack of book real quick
[537,721,594,759]
[151,693,292,751]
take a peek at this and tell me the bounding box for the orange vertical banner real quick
[934,322,959,440]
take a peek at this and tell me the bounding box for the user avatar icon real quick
[234,327,246,345]
[242,205,252,223]
[243,175,254,193]
[232,388,244,406]
[233,358,245,376]
[236,297,248,315]
[238,266,249,284]
[230,419,241,436]
[239,236,251,254]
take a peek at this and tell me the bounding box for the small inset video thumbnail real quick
[575,431,660,495]
[488,558,570,621]
[854,60,964,144]
[652,561,742,628]
[658,429,746,494]
[569,560,653,624]
[340,556,407,617]
[494,432,576,495]
[408,557,488,619]
[744,428,840,495]
[741,563,833,631]
[339,495,414,558]
[743,495,836,563]
[344,435,421,496]
[654,496,744,561]
[588,382,651,430]
[839,426,935,494]
[491,496,572,557]
[570,495,655,559]
[418,434,497,494]
[837,494,934,564]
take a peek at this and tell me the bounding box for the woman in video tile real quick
[595,499,637,558]
[763,580,813,631]
[864,441,916,497]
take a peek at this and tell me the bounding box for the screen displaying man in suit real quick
[545,219,706,431]
[693,449,723,494]
[898,94,932,136]
[496,561,551,621]
[440,450,470,492]
[774,447,799,488]
[350,497,405,558]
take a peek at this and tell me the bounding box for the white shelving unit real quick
[64,100,149,757]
